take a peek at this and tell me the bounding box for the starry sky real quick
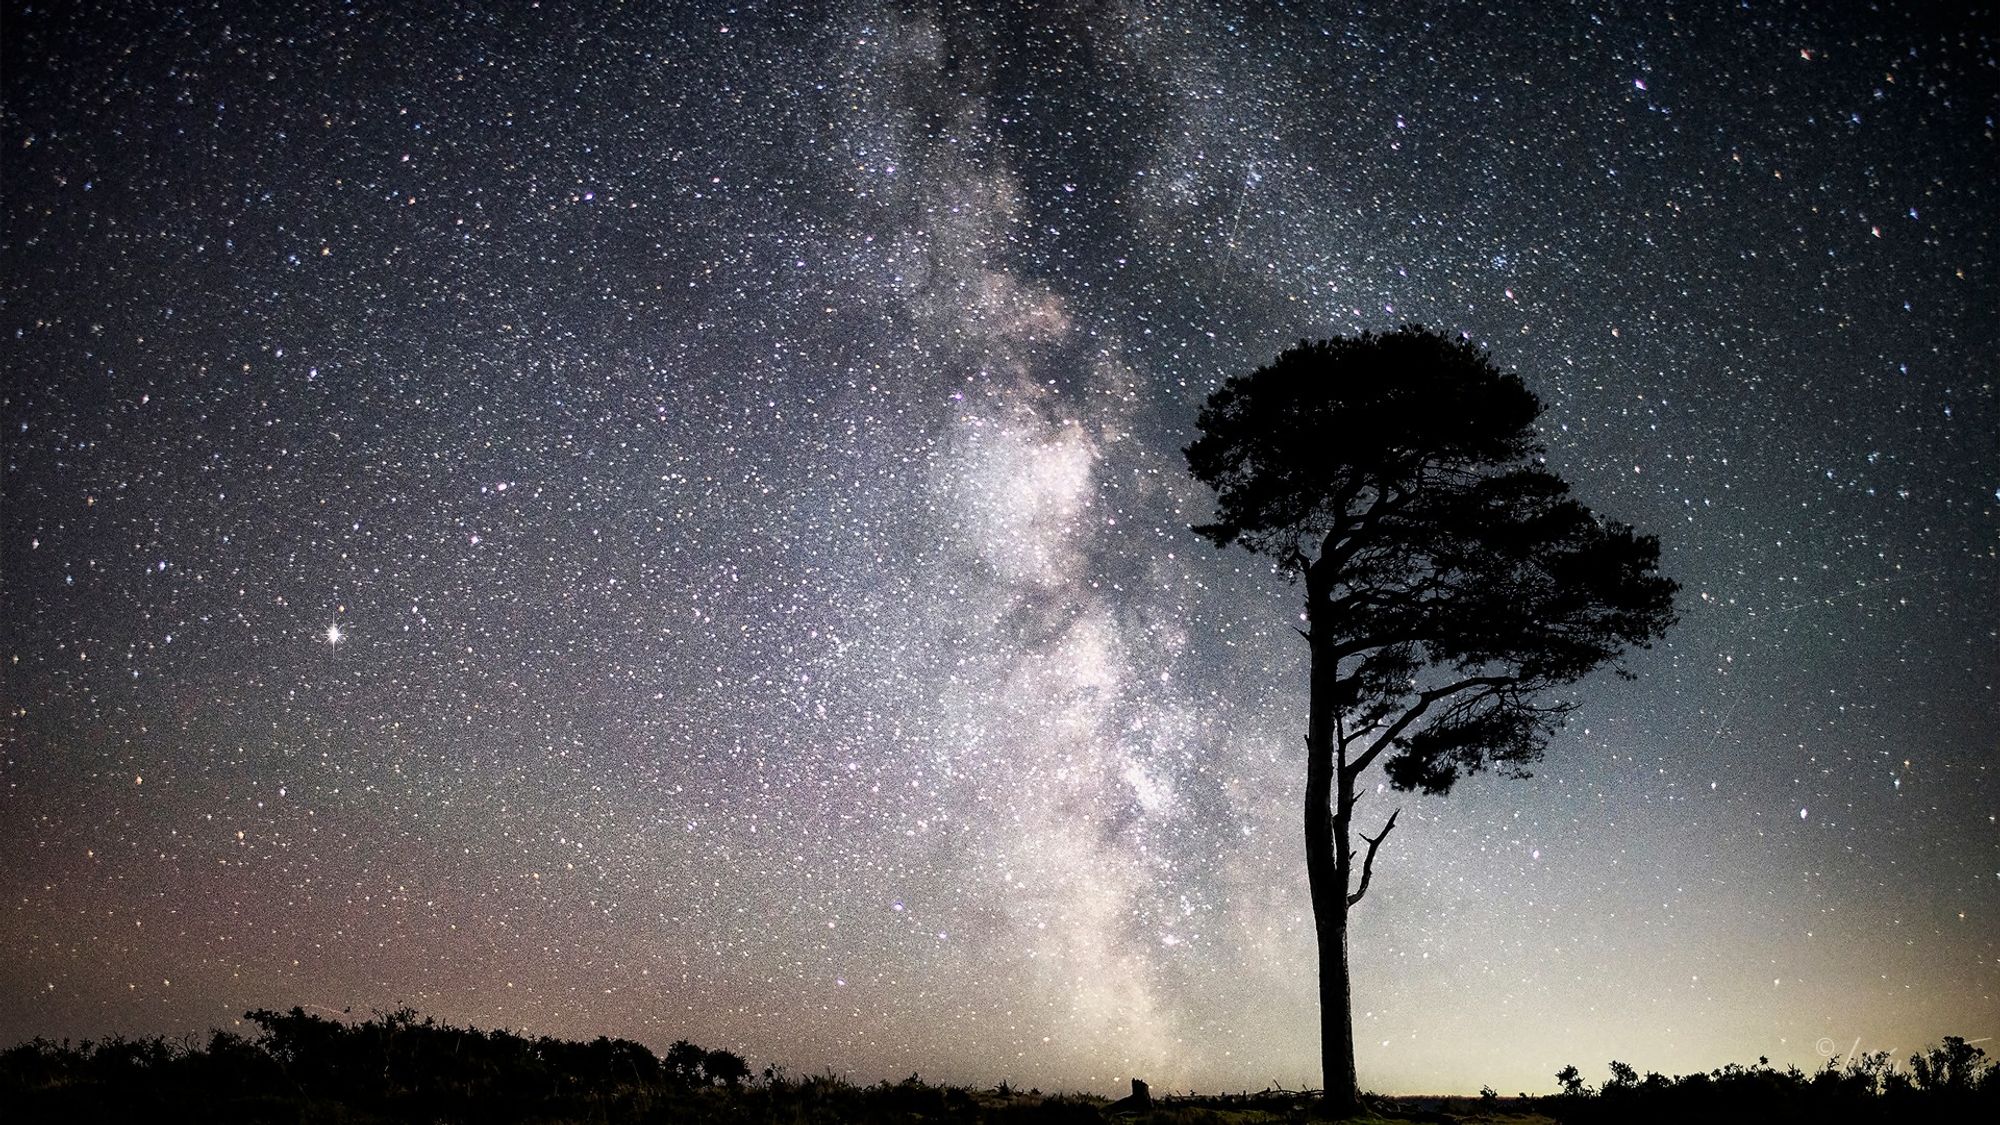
[2,0,1995,1098]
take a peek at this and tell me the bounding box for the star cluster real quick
[2,1,1994,1096]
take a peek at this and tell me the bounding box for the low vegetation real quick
[2,1006,1994,1123]
[1530,1041,1998,1124]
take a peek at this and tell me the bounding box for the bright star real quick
[325,623,343,646]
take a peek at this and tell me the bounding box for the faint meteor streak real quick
[1225,161,1260,249]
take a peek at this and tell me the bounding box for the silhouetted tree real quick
[1185,327,1677,1114]
[1913,1037,1987,1093]
[702,1046,750,1088]
[664,1039,705,1085]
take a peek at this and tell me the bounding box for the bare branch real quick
[1347,808,1401,906]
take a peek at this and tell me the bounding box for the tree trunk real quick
[1318,904,1359,1116]
[1307,762,1361,1117]
[1304,563,1361,1117]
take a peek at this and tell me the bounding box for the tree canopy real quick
[1187,327,1678,796]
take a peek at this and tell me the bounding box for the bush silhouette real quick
[4,1008,1996,1124]
[702,1046,750,1088]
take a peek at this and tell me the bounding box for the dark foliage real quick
[5,1013,1996,1123]
[1535,1041,2000,1125]
[0,1008,1108,1124]
[703,1045,751,1088]
[1186,327,1679,798]
[0,1007,689,1123]
[1188,330,1540,565]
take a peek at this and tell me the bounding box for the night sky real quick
[3,0,1995,1098]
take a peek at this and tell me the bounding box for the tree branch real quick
[1333,711,1355,826]
[1347,808,1400,906]
[1321,486,1406,575]
[1344,674,1517,783]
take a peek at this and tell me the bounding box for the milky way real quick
[3,1,1995,1096]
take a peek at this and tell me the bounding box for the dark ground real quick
[4,1008,1995,1123]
